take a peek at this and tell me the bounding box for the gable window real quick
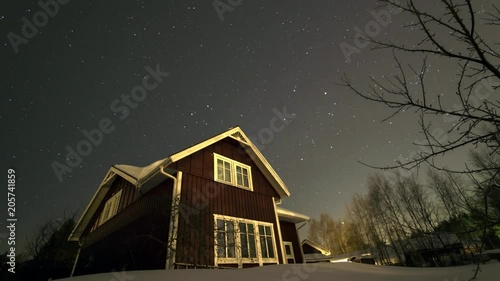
[214,214,277,266]
[235,165,250,188]
[216,158,232,183]
[99,190,122,226]
[214,153,253,190]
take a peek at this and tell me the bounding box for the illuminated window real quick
[239,222,257,258]
[214,214,277,265]
[214,153,253,190]
[259,225,275,259]
[99,190,122,225]
[216,219,236,259]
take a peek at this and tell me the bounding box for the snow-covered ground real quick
[61,261,500,281]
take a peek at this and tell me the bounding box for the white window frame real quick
[283,241,296,263]
[98,190,122,226]
[213,153,253,191]
[215,219,238,264]
[214,214,278,267]
[258,223,277,263]
[238,221,259,261]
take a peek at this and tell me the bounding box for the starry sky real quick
[1,0,496,252]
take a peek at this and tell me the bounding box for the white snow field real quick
[61,261,500,281]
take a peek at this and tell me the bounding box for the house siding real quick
[279,221,304,263]
[82,177,140,238]
[172,137,283,266]
[75,179,174,275]
[75,136,293,273]
[175,172,284,266]
[170,137,280,198]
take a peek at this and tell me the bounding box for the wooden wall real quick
[75,179,174,275]
[175,173,282,266]
[82,176,141,238]
[173,137,283,266]
[78,136,287,271]
[170,137,280,198]
[279,221,304,263]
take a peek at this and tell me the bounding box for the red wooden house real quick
[68,126,309,275]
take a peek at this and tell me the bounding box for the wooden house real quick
[301,239,333,263]
[68,126,309,275]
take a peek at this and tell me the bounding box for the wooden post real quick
[70,246,82,277]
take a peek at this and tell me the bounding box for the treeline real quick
[309,151,500,265]
[0,214,78,281]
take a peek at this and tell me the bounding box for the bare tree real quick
[307,213,337,254]
[349,193,394,264]
[341,0,499,172]
[24,211,78,261]
[340,1,499,277]
[367,174,411,264]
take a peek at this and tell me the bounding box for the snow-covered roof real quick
[114,158,170,183]
[304,252,335,262]
[69,126,292,242]
[276,206,310,223]
[109,126,293,195]
[302,239,332,256]
[329,250,373,263]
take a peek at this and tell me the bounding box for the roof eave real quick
[169,126,291,199]
[68,171,118,242]
[277,207,310,223]
[301,239,331,256]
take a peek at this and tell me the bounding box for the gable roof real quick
[301,239,331,256]
[69,126,291,242]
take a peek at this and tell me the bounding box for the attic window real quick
[214,153,253,191]
[99,190,122,226]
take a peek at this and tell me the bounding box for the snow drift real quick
[61,261,500,281]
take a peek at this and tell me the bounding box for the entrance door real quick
[283,242,295,264]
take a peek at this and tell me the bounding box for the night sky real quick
[1,0,494,253]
